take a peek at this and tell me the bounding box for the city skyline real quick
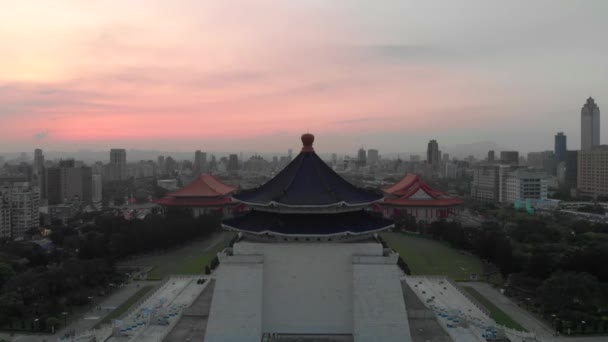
[1,1,608,153]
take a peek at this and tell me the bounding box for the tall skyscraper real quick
[108,149,127,181]
[110,149,126,164]
[581,97,600,150]
[367,149,379,165]
[554,132,567,162]
[61,166,93,203]
[194,150,207,175]
[357,148,367,166]
[488,150,495,162]
[44,163,93,204]
[33,149,44,180]
[578,146,608,196]
[426,140,440,170]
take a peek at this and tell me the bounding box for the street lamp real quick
[62,312,68,327]
[551,314,558,335]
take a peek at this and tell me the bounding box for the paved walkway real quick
[464,282,606,342]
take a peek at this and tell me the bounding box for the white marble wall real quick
[204,263,264,342]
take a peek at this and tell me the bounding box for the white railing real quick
[57,324,112,342]
[500,324,539,341]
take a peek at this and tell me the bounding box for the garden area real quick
[143,232,235,280]
[381,232,484,281]
[462,286,526,331]
[95,285,154,328]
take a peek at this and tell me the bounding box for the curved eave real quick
[232,197,383,209]
[380,199,464,207]
[222,223,393,238]
[153,197,235,207]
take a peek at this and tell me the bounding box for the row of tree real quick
[406,215,608,328]
[0,210,221,330]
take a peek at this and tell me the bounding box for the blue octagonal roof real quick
[233,134,382,207]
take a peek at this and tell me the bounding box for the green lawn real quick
[463,287,526,331]
[95,285,153,328]
[146,233,235,279]
[381,232,483,281]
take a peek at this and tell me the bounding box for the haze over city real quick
[2,0,608,153]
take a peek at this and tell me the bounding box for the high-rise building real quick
[92,174,103,204]
[2,182,40,239]
[554,132,567,162]
[61,166,93,203]
[564,150,578,190]
[581,97,600,150]
[157,156,165,175]
[194,150,207,175]
[443,162,458,179]
[442,153,450,162]
[527,151,554,170]
[426,140,440,170]
[470,165,500,202]
[367,149,379,166]
[500,168,548,204]
[288,149,293,161]
[164,156,177,175]
[227,154,239,172]
[357,148,367,166]
[44,163,93,204]
[471,164,548,204]
[500,151,519,166]
[44,167,61,205]
[107,149,127,181]
[33,149,44,181]
[0,189,10,239]
[488,150,495,163]
[578,146,608,196]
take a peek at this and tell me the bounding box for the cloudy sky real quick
[1,0,607,154]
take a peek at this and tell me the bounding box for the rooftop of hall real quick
[233,133,382,208]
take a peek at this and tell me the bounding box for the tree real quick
[0,262,16,288]
[46,316,60,332]
[524,251,555,280]
[537,272,600,315]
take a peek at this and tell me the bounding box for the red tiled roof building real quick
[154,174,240,217]
[380,173,463,223]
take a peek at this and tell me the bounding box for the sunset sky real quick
[1,1,607,154]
